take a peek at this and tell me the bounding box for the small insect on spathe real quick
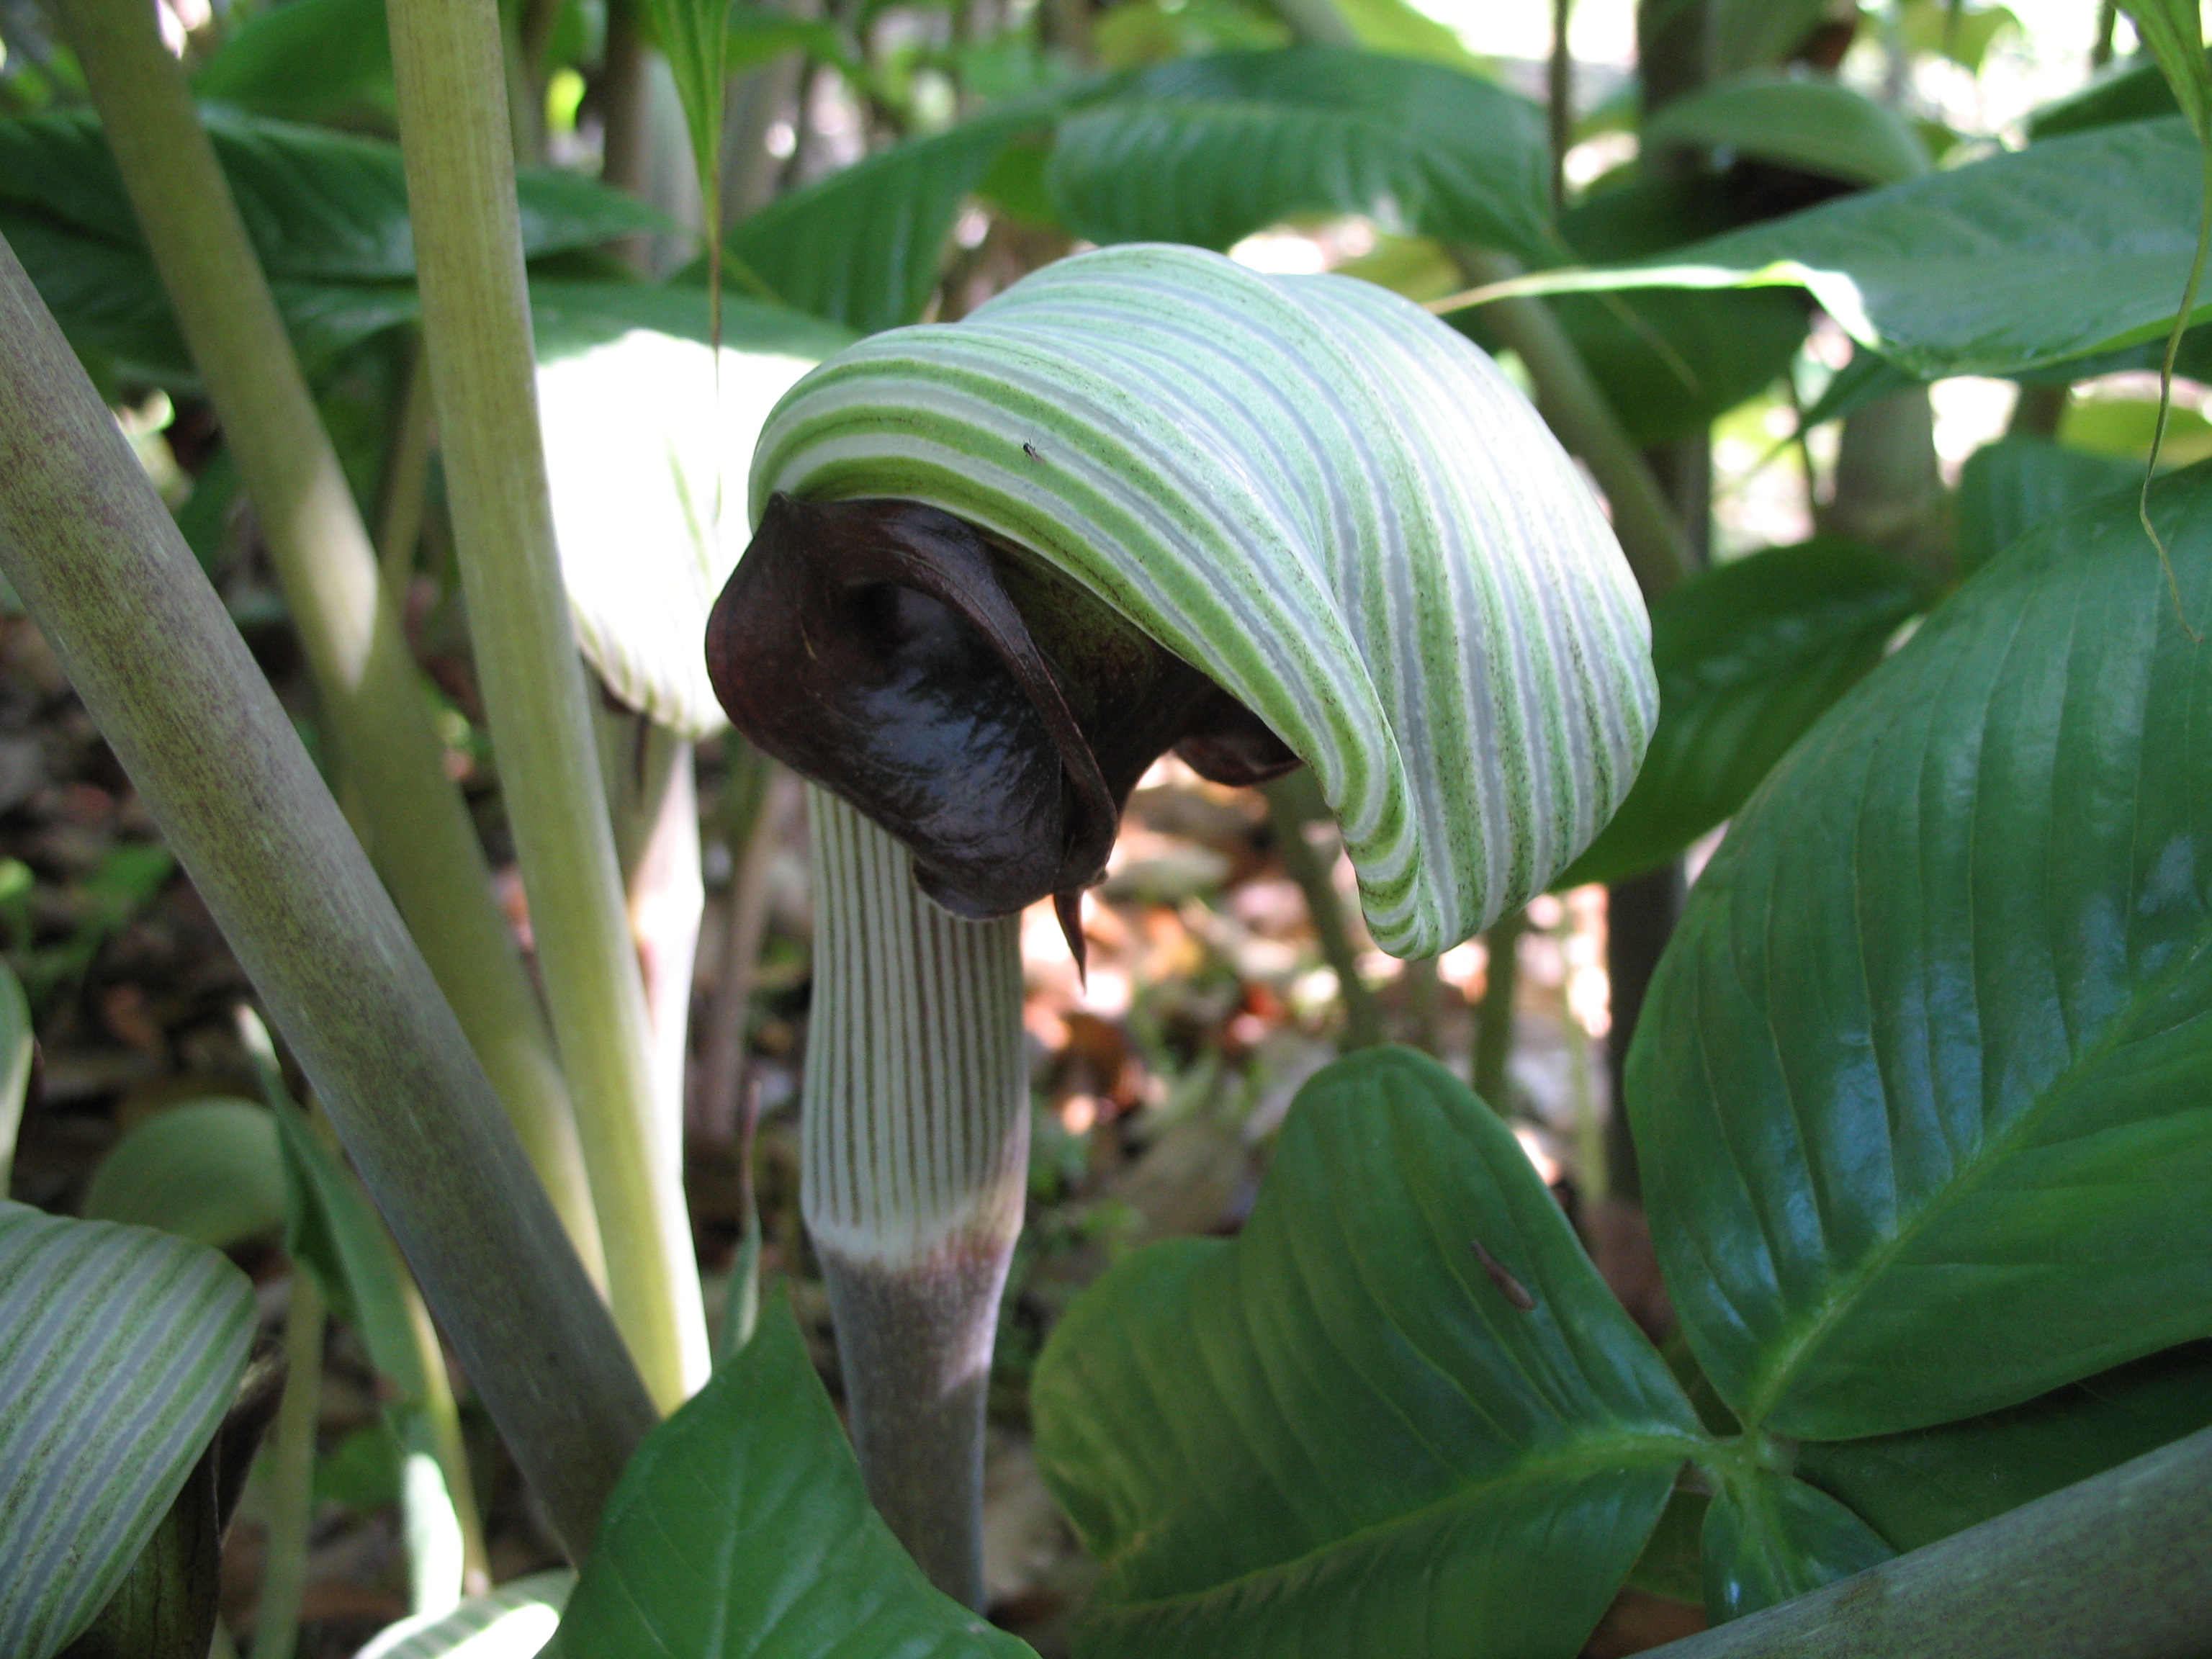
[1022,441,1042,461]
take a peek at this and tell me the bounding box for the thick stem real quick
[376,343,436,606]
[1262,770,1384,1051]
[1820,387,1948,578]
[56,0,606,1285]
[1603,863,1681,1204]
[386,0,709,1408]
[1455,250,1693,601]
[599,0,652,269]
[1646,1426,2212,1659]
[248,1276,325,1659]
[0,237,654,1557]
[803,789,1027,1609]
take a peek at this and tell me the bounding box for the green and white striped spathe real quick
[750,245,1655,958]
[0,1200,253,1659]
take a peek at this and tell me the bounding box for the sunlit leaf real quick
[1465,118,2208,378]
[1033,1048,1706,1659]
[358,1571,573,1659]
[0,1202,253,1659]
[748,244,1655,956]
[1632,464,2212,1441]
[0,958,30,1189]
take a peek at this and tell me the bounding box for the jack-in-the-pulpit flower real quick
[708,243,1655,962]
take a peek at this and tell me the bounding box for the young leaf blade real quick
[0,1202,253,1659]
[1700,1467,1894,1623]
[1032,1048,1705,1659]
[80,1097,287,1249]
[1632,465,2212,1441]
[555,1289,1034,1658]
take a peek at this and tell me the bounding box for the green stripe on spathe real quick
[749,245,1655,957]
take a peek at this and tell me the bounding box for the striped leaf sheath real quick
[0,1201,253,1658]
[752,243,1656,961]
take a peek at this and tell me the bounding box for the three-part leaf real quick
[557,1290,1034,1657]
[1032,1048,1706,1659]
[1630,465,2212,1441]
[0,1202,253,1659]
[1699,1465,1892,1622]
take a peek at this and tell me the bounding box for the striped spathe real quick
[748,243,1655,958]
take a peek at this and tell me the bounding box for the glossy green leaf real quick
[1046,48,1553,263]
[0,956,30,1189]
[1479,117,2208,378]
[81,1098,286,1249]
[1643,75,1932,188]
[536,305,846,734]
[1796,1341,2212,1552]
[1630,463,2212,1442]
[751,244,1656,956]
[1954,436,2139,574]
[0,108,659,284]
[358,1571,572,1659]
[725,102,1066,335]
[557,1289,1033,1657]
[1032,1047,1705,1659]
[192,0,394,125]
[0,1201,253,1659]
[1557,539,1930,889]
[1700,1467,1893,1622]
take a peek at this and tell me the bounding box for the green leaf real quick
[2028,53,2199,140]
[1954,436,2139,573]
[557,1289,1032,1657]
[0,108,659,284]
[1046,48,1552,262]
[536,302,846,734]
[192,0,395,125]
[0,1201,253,1659]
[1630,463,2212,1442]
[81,1098,287,1250]
[1626,1488,1709,1606]
[1795,1340,2212,1552]
[641,0,737,232]
[751,243,1657,956]
[1557,539,1931,889]
[2123,2,2212,145]
[1643,74,1933,189]
[1700,1466,1893,1622]
[0,956,30,1188]
[1032,1047,1704,1659]
[1323,0,1488,72]
[1476,117,2208,379]
[724,100,1069,334]
[358,1571,572,1659]
[1711,0,1835,76]
[1796,348,1923,431]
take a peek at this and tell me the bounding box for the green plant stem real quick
[0,235,655,1556]
[1646,1426,2212,1658]
[248,1274,324,1659]
[386,0,709,1408]
[1454,249,1693,600]
[695,747,798,1141]
[804,789,1029,1609]
[376,343,436,606]
[1472,907,1524,1110]
[55,0,607,1286]
[1549,0,1573,212]
[401,1279,490,1600]
[1262,770,1384,1050]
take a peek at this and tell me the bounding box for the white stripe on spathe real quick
[750,243,1655,958]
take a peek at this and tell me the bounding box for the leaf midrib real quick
[1097,1429,1700,1616]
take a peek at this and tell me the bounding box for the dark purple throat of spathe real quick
[703,494,1300,969]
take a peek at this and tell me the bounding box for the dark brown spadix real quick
[704,495,1298,962]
